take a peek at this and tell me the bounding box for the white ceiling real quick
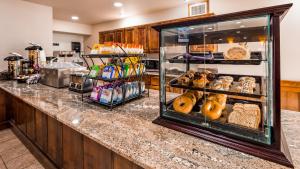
[23,0,186,25]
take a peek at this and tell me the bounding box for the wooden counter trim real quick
[281,80,300,111]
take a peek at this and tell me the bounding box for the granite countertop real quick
[0,81,299,169]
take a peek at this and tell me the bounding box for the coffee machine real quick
[3,53,24,80]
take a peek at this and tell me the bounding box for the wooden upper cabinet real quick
[147,25,159,53]
[124,28,135,44]
[99,32,105,44]
[115,29,125,43]
[135,26,148,52]
[103,31,115,43]
[98,25,160,53]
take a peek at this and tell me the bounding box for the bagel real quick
[173,95,194,114]
[201,100,223,120]
[192,91,204,101]
[207,94,227,110]
[183,91,197,105]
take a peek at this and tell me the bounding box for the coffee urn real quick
[3,54,24,80]
[25,44,43,73]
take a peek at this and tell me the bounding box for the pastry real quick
[228,103,261,129]
[211,76,233,91]
[231,76,256,94]
[224,44,250,60]
[211,80,231,91]
[239,76,256,88]
[178,76,190,86]
[193,78,209,88]
[219,76,234,83]
[201,100,223,120]
[173,95,194,114]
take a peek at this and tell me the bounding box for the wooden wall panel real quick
[84,137,112,169]
[0,90,6,123]
[113,153,143,169]
[25,103,35,141]
[35,109,48,152]
[17,101,27,134]
[281,80,300,112]
[63,125,84,169]
[47,116,63,168]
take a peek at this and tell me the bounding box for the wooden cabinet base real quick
[10,122,57,169]
[0,89,143,169]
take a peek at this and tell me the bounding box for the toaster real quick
[69,73,93,93]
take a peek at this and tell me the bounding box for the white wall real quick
[53,19,92,35]
[53,32,85,51]
[0,0,53,71]
[87,0,299,81]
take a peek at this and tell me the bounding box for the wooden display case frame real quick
[153,4,294,168]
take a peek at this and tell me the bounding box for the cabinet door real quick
[147,26,159,53]
[135,26,148,52]
[47,116,63,168]
[63,125,83,169]
[115,29,125,43]
[25,103,35,141]
[104,31,115,43]
[35,109,48,152]
[113,153,143,169]
[124,28,135,44]
[0,90,6,123]
[84,137,112,169]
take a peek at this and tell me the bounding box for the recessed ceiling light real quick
[190,27,194,30]
[240,25,245,28]
[71,16,79,20]
[114,2,123,7]
[208,27,213,30]
[236,31,241,34]
[236,21,242,24]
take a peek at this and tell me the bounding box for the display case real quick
[153,4,294,168]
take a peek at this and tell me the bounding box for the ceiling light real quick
[240,25,245,28]
[114,2,123,7]
[208,27,213,30]
[236,21,242,24]
[71,16,79,20]
[219,38,223,41]
[236,31,241,34]
[190,27,194,30]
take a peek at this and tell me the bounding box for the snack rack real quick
[153,4,294,168]
[80,46,149,110]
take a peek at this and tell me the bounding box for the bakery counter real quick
[0,81,299,169]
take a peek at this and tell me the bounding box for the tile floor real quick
[0,129,44,169]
